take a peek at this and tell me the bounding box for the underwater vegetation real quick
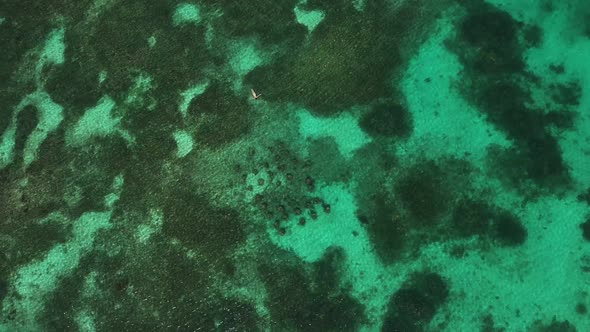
[188,80,253,148]
[580,218,590,242]
[452,199,527,246]
[233,141,336,235]
[381,272,449,332]
[260,247,367,331]
[450,1,580,189]
[0,0,587,330]
[245,0,438,115]
[359,101,413,139]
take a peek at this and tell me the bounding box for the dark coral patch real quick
[523,24,543,47]
[452,199,496,237]
[382,272,449,332]
[215,298,260,331]
[452,3,572,188]
[240,141,334,233]
[361,194,406,265]
[44,29,104,113]
[550,81,583,106]
[201,0,306,45]
[86,0,209,104]
[476,81,570,187]
[0,279,7,307]
[529,317,577,332]
[580,218,590,242]
[452,198,527,246]
[477,81,540,141]
[0,0,93,131]
[394,161,450,225]
[307,137,350,184]
[244,1,432,115]
[493,213,527,246]
[460,8,519,48]
[391,289,437,325]
[521,135,568,183]
[14,105,39,154]
[481,314,503,332]
[259,248,366,331]
[89,1,172,96]
[578,188,590,205]
[544,110,576,129]
[458,4,524,74]
[162,190,245,255]
[359,102,413,138]
[189,81,253,148]
[312,246,346,293]
[40,263,85,331]
[40,237,260,332]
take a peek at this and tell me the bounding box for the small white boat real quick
[251,89,262,100]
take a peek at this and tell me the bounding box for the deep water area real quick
[1,0,590,331]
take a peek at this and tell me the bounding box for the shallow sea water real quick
[1,0,590,331]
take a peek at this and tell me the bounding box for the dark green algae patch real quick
[259,247,367,332]
[245,0,432,116]
[450,1,579,189]
[1,0,378,327]
[39,237,260,331]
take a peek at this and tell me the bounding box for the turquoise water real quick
[1,0,589,331]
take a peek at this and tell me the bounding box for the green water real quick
[1,0,589,331]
